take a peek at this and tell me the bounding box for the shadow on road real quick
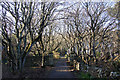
[47,58,75,78]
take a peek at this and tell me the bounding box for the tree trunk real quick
[82,44,84,61]
[41,53,44,67]
[93,33,96,63]
[89,36,92,55]
[101,41,105,60]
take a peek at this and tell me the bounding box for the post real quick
[49,52,53,66]
[76,62,80,70]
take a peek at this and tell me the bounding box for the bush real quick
[53,51,60,59]
[75,71,94,79]
[96,52,101,59]
[25,56,42,67]
[65,54,67,58]
[80,72,91,78]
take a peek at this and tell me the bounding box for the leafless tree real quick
[1,1,60,75]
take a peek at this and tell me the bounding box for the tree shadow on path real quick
[47,58,75,78]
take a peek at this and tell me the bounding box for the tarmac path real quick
[47,58,75,78]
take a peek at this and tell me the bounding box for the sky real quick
[0,1,118,60]
[0,1,117,35]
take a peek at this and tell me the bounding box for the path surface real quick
[47,58,75,78]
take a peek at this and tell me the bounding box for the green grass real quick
[75,71,95,79]
[80,72,92,78]
[75,71,112,80]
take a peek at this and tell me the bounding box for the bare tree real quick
[82,2,116,62]
[1,1,60,75]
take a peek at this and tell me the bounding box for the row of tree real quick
[1,1,120,76]
[62,2,120,64]
[1,1,64,75]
